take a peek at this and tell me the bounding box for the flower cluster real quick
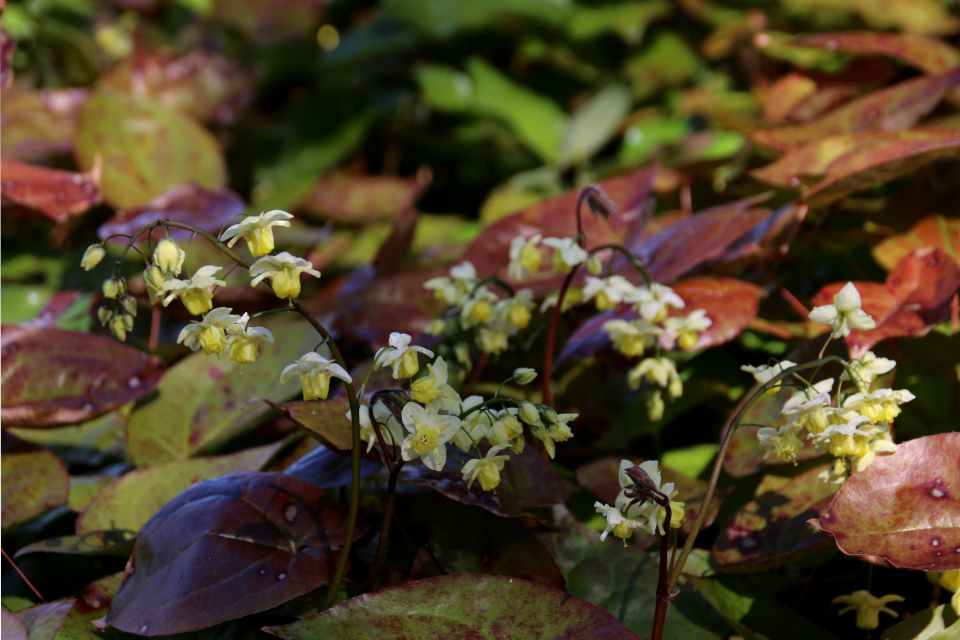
[341,346,572,492]
[178,309,275,363]
[594,459,685,546]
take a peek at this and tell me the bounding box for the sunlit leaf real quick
[560,84,632,168]
[384,0,570,38]
[268,573,641,640]
[814,432,960,570]
[871,214,960,271]
[565,1,672,43]
[105,471,361,635]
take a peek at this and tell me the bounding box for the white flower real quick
[541,237,596,274]
[507,234,543,280]
[459,286,498,329]
[220,210,293,257]
[513,368,537,385]
[249,252,320,299]
[847,351,896,387]
[595,502,646,545]
[423,261,478,305]
[842,388,915,423]
[604,318,661,357]
[494,289,535,330]
[280,352,352,401]
[376,332,434,379]
[809,282,876,338]
[741,360,797,392]
[161,265,227,315]
[613,459,683,536]
[400,403,462,471]
[453,395,495,451]
[628,283,685,322]
[663,309,712,350]
[410,356,461,410]
[531,409,576,458]
[758,423,804,463]
[488,407,525,454]
[582,276,639,311]
[225,313,275,364]
[461,444,511,491]
[628,357,683,398]
[177,307,241,355]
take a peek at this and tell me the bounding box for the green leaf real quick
[384,0,571,38]
[125,318,313,465]
[565,1,672,43]
[559,84,632,167]
[75,441,284,534]
[268,573,642,640]
[14,531,136,558]
[687,575,840,640]
[625,32,700,101]
[414,64,474,111]
[661,444,720,478]
[74,91,226,209]
[881,604,960,640]
[1,444,70,528]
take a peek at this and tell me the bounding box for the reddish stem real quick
[463,351,489,397]
[650,503,673,640]
[541,270,576,406]
[2,548,46,602]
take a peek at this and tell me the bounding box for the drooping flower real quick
[280,352,352,401]
[854,433,898,472]
[832,590,904,630]
[459,287,498,329]
[476,323,511,355]
[741,360,797,392]
[816,413,878,458]
[842,388,915,423]
[249,252,320,299]
[453,395,495,451]
[220,210,293,257]
[594,502,646,546]
[604,319,661,358]
[614,459,683,536]
[489,408,525,454]
[540,287,584,313]
[628,357,683,398]
[153,238,186,276]
[161,266,226,316]
[513,368,537,385]
[930,570,960,616]
[376,332,434,379]
[225,313,274,364]
[663,309,712,350]
[629,283,685,322]
[757,424,804,463]
[809,282,876,338]
[541,237,596,274]
[353,402,405,454]
[782,380,837,436]
[410,356,461,409]
[847,351,896,388]
[495,289,535,330]
[582,276,639,312]
[81,244,106,271]
[461,444,511,491]
[177,307,241,356]
[507,234,543,281]
[531,409,576,459]
[423,261,478,306]
[143,265,166,303]
[400,403,461,471]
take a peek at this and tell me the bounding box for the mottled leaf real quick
[15,601,75,640]
[815,432,960,571]
[713,464,837,570]
[268,573,640,640]
[125,318,313,464]
[14,530,137,558]
[283,397,353,450]
[98,183,245,248]
[97,49,252,124]
[76,441,283,534]
[106,472,360,636]
[1,89,89,160]
[2,611,28,640]
[872,214,960,271]
[1,442,70,528]
[300,168,431,224]
[58,573,123,640]
[75,91,226,209]
[0,325,163,429]
[0,159,102,222]
[793,33,960,74]
[749,67,960,151]
[686,575,840,640]
[430,499,566,589]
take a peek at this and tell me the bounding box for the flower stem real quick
[650,502,673,640]
[542,269,576,406]
[365,461,403,592]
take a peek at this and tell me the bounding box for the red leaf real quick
[0,159,102,222]
[749,66,960,151]
[871,214,960,271]
[793,32,960,74]
[0,325,164,428]
[815,433,960,570]
[1,89,89,160]
[98,183,245,247]
[299,167,432,225]
[105,471,364,636]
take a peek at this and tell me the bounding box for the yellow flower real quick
[81,244,106,271]
[628,357,683,398]
[280,352,353,401]
[663,309,712,350]
[161,266,226,316]
[604,319,661,358]
[583,276,639,312]
[531,410,576,459]
[423,261,478,306]
[757,424,804,463]
[495,289,535,330]
[460,288,497,328]
[476,325,510,355]
[225,313,274,364]
[399,403,462,471]
[541,237,592,274]
[409,356,460,409]
[375,332,434,379]
[647,389,665,421]
[781,380,836,436]
[833,590,904,629]
[177,307,241,356]
[842,389,915,423]
[507,234,543,280]
[461,444,511,491]
[153,238,185,276]
[143,265,166,303]
[220,210,294,257]
[933,570,960,616]
[249,252,320,299]
[102,277,124,299]
[817,414,878,458]
[489,409,525,454]
[595,502,645,546]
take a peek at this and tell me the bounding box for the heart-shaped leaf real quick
[1,325,164,429]
[1,441,70,528]
[125,318,313,465]
[749,66,960,151]
[105,471,361,636]
[76,441,283,534]
[713,464,838,571]
[98,184,245,248]
[814,432,960,570]
[75,91,226,209]
[429,499,566,590]
[267,573,640,640]
[0,159,102,222]
[0,89,89,160]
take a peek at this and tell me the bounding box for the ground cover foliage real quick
[2,0,960,638]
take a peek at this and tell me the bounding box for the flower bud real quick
[102,277,125,299]
[109,316,127,341]
[122,312,134,332]
[143,265,166,301]
[81,244,106,271]
[98,305,114,326]
[513,367,537,385]
[153,238,185,276]
[120,295,138,316]
[518,402,541,426]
